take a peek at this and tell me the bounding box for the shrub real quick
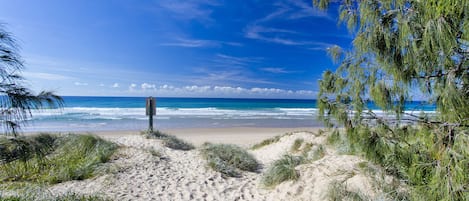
[201,143,260,177]
[262,154,303,187]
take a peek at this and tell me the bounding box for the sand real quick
[26,128,386,200]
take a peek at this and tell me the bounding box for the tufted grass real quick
[201,143,260,177]
[261,154,303,187]
[0,133,117,186]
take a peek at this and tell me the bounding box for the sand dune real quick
[49,130,386,200]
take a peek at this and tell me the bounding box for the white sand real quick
[45,128,386,200]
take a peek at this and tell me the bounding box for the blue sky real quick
[0,0,351,99]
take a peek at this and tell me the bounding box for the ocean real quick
[23,96,436,132]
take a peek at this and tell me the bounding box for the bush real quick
[262,154,303,187]
[201,143,260,177]
[0,133,117,185]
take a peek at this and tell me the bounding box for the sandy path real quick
[49,136,269,201]
[46,129,387,201]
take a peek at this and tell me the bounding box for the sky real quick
[0,0,352,99]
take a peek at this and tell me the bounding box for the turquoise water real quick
[24,96,435,132]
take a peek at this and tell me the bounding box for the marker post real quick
[146,96,156,132]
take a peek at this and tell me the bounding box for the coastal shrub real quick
[201,143,260,177]
[262,154,303,187]
[0,133,117,185]
[290,138,304,152]
[162,135,195,151]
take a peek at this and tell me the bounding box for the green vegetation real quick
[290,138,304,152]
[162,135,195,151]
[261,154,303,187]
[145,130,194,151]
[0,192,109,201]
[0,133,117,185]
[310,144,325,161]
[313,0,469,200]
[201,143,260,177]
[327,181,368,201]
[251,135,283,150]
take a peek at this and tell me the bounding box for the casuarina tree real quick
[0,24,63,136]
[313,0,468,200]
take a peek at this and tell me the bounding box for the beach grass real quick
[327,181,368,201]
[0,191,109,201]
[0,133,117,186]
[262,154,303,187]
[144,130,194,151]
[162,135,195,151]
[251,132,294,150]
[290,138,304,152]
[201,143,260,177]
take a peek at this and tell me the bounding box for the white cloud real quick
[99,83,105,87]
[141,83,157,90]
[161,37,218,48]
[261,67,294,74]
[74,82,88,86]
[129,83,137,91]
[161,37,242,48]
[157,0,220,22]
[112,83,120,88]
[119,83,316,98]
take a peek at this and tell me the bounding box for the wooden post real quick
[146,97,156,132]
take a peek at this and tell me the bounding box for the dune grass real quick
[327,181,369,201]
[144,130,194,151]
[0,191,109,201]
[201,143,260,177]
[262,154,303,187]
[290,138,304,152]
[0,133,117,186]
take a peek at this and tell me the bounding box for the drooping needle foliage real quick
[0,24,63,136]
[313,0,468,200]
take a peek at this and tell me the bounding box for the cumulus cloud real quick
[122,83,316,98]
[129,83,137,91]
[142,83,157,90]
[112,83,120,88]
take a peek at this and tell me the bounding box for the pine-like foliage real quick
[313,1,469,200]
[0,24,63,136]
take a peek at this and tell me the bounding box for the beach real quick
[6,96,402,200]
[29,126,383,201]
[89,127,316,147]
